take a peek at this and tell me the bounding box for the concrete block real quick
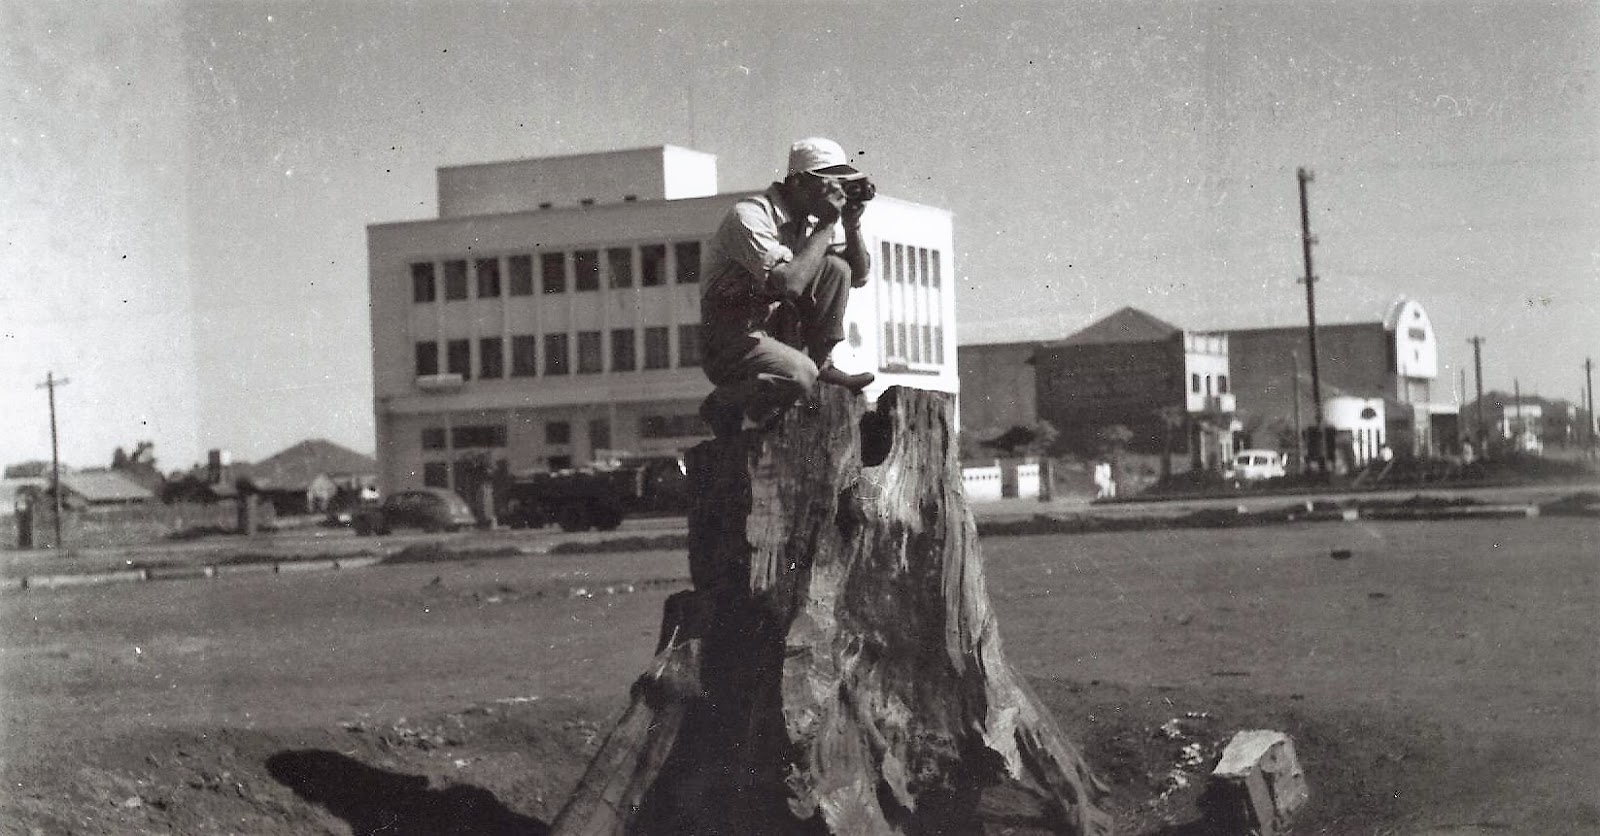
[1204,730,1308,836]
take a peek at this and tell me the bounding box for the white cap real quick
[786,137,863,178]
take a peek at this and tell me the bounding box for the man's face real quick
[794,172,846,217]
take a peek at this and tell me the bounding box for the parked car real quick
[351,488,476,535]
[499,455,687,532]
[1226,449,1287,483]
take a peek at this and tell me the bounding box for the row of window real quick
[882,323,946,368]
[1191,373,1231,395]
[879,241,946,367]
[411,242,702,303]
[418,412,708,455]
[882,241,942,288]
[415,325,702,379]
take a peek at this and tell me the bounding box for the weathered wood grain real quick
[551,386,1110,835]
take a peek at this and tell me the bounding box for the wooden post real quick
[551,386,1110,835]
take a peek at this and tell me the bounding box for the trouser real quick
[702,253,852,420]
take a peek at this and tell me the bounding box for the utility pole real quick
[1467,337,1486,449]
[1290,350,1304,472]
[1296,167,1327,473]
[1585,358,1595,457]
[1512,378,1521,442]
[35,372,70,550]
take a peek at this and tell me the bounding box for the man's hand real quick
[841,198,866,229]
[813,190,846,227]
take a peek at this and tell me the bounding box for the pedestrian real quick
[698,137,877,437]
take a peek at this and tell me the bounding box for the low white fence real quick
[961,461,1042,502]
[961,466,1004,502]
[1014,463,1041,499]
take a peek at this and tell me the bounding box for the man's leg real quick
[783,254,873,391]
[701,334,819,436]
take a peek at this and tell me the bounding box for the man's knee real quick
[774,355,818,393]
[818,253,850,285]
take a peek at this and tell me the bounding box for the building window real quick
[420,427,446,450]
[511,335,538,377]
[643,326,670,370]
[574,249,600,291]
[508,254,533,296]
[476,258,501,298]
[411,262,436,303]
[934,326,944,363]
[444,259,468,300]
[611,329,636,372]
[577,330,603,374]
[678,324,702,367]
[931,250,942,288]
[415,341,439,376]
[422,461,449,488]
[674,241,701,284]
[607,247,633,289]
[919,248,931,287]
[1205,374,1213,396]
[541,252,566,294]
[479,337,503,379]
[447,339,471,380]
[544,333,569,375]
[589,418,611,454]
[1218,374,1230,394]
[452,424,507,448]
[640,244,666,287]
[545,421,571,445]
[881,241,892,280]
[1191,373,1202,394]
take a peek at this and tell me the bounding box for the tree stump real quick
[551,386,1111,835]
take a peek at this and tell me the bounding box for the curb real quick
[214,561,279,577]
[146,565,217,581]
[275,558,338,573]
[25,569,149,590]
[0,503,1547,594]
[1359,504,1538,521]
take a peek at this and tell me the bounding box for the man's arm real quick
[769,199,870,297]
[769,221,841,298]
[840,200,870,287]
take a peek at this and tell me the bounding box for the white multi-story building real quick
[367,145,957,496]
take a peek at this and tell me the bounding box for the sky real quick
[3,0,1596,473]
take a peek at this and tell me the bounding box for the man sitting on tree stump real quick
[698,137,878,437]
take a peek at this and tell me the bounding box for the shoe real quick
[699,392,743,438]
[817,363,874,392]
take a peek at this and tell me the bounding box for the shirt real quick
[700,184,843,354]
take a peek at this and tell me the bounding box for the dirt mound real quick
[2,679,1506,835]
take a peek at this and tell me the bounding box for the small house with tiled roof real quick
[238,439,378,515]
[55,470,156,509]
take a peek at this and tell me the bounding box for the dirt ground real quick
[1,517,1595,835]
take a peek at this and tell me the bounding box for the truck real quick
[497,454,688,532]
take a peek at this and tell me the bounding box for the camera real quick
[842,177,876,203]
